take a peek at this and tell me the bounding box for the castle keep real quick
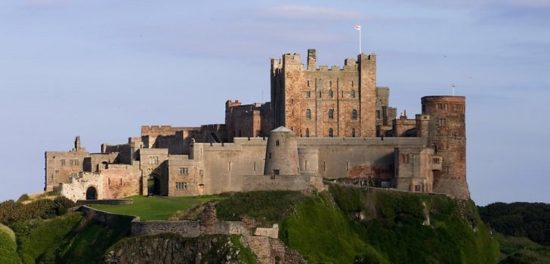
[45,49,469,201]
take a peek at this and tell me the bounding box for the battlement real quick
[225,100,241,108]
[141,125,200,136]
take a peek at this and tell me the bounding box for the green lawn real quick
[91,195,224,220]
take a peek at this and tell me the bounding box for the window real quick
[306,109,312,120]
[306,91,311,98]
[329,90,334,98]
[328,128,334,137]
[61,159,66,166]
[273,169,280,175]
[305,128,310,137]
[352,109,358,120]
[179,167,189,175]
[319,91,322,98]
[275,140,280,146]
[351,89,356,98]
[376,110,381,119]
[328,109,334,119]
[352,128,356,137]
[176,182,188,190]
[149,156,159,165]
[438,118,447,127]
[351,80,354,87]
[307,80,310,87]
[402,154,410,164]
[415,185,421,192]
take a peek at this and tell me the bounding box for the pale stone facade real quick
[45,49,469,201]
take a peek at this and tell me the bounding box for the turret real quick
[307,49,316,70]
[421,96,469,199]
[264,127,299,176]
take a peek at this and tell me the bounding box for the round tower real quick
[264,127,299,176]
[421,96,469,199]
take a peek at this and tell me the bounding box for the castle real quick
[44,49,469,201]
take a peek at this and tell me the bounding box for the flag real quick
[354,24,361,31]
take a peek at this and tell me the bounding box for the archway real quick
[86,186,97,200]
[147,175,160,196]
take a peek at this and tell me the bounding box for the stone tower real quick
[270,49,378,137]
[421,96,469,199]
[264,127,299,176]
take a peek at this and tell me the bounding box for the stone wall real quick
[131,220,249,237]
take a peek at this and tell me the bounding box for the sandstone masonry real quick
[45,49,469,200]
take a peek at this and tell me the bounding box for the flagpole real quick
[354,24,362,54]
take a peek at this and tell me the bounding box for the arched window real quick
[328,109,334,119]
[328,128,334,137]
[306,109,312,120]
[352,109,358,120]
[305,128,310,137]
[329,90,334,98]
[276,140,280,146]
[352,128,356,137]
[351,89,356,98]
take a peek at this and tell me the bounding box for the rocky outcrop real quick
[104,234,248,264]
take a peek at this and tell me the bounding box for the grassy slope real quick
[11,212,82,264]
[216,188,500,264]
[335,187,500,264]
[9,211,132,264]
[92,195,223,220]
[281,194,387,263]
[0,224,19,264]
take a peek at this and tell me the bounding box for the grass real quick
[329,185,500,264]
[55,213,133,263]
[91,195,224,220]
[0,224,19,264]
[11,212,82,264]
[216,191,308,225]
[281,193,388,264]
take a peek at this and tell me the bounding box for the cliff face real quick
[105,234,256,264]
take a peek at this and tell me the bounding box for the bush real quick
[0,196,75,225]
[17,194,30,203]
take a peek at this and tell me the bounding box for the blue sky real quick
[0,0,549,205]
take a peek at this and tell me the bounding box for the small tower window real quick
[306,109,312,120]
[306,128,310,137]
[306,91,311,98]
[352,109,358,120]
[276,140,280,146]
[328,109,334,119]
[319,91,322,98]
[329,90,334,98]
[352,128,356,137]
[351,89,356,98]
[328,128,334,137]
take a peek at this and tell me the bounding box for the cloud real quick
[261,5,362,21]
